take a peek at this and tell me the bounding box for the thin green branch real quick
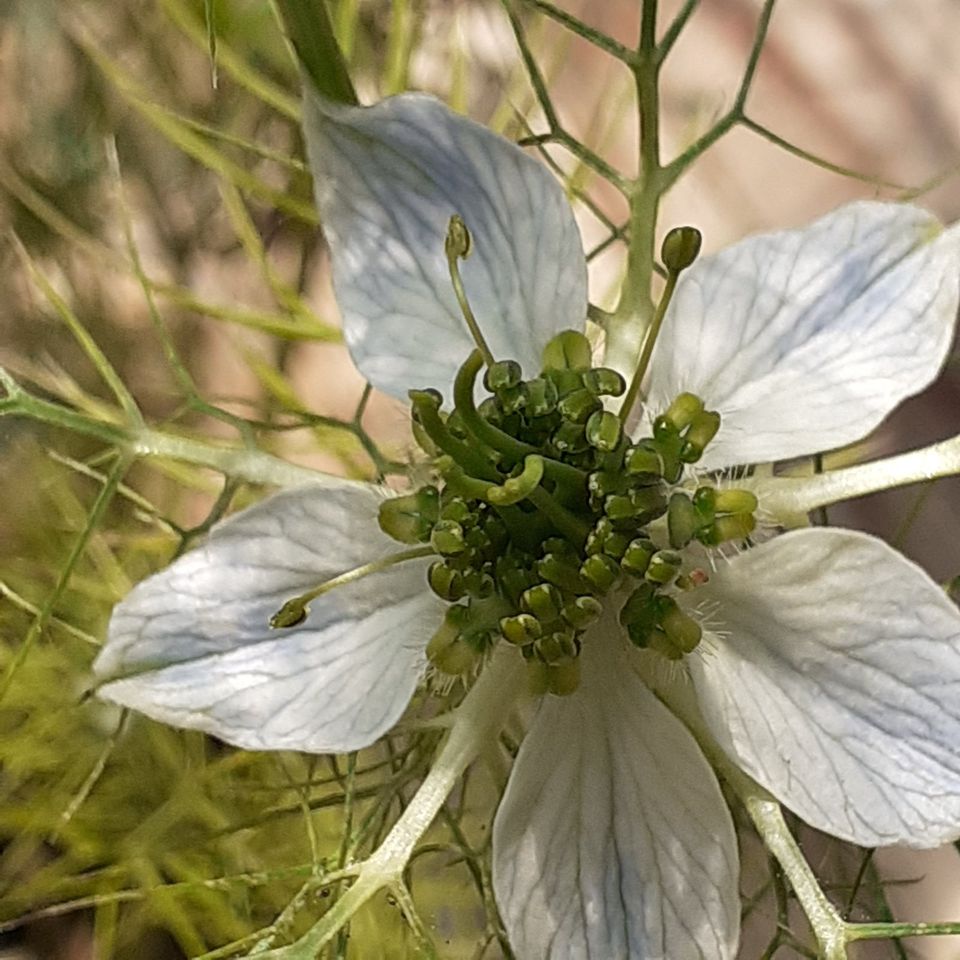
[661,0,776,189]
[657,0,700,60]
[517,0,633,63]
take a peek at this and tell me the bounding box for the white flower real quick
[94,90,960,960]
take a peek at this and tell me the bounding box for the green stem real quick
[272,0,358,105]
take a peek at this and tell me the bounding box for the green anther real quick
[552,421,589,454]
[521,582,563,621]
[543,367,586,397]
[428,561,466,601]
[604,486,668,525]
[621,537,655,577]
[499,384,526,415]
[661,225,703,273]
[426,605,477,675]
[521,377,559,416]
[537,553,588,593]
[543,536,578,558]
[700,512,757,546]
[646,549,682,585]
[558,388,601,424]
[536,631,578,665]
[654,429,684,483]
[587,470,623,508]
[619,582,658,647]
[446,214,472,259]
[713,488,759,514]
[542,330,592,371]
[477,396,502,424]
[585,409,623,452]
[668,492,702,549]
[659,392,704,432]
[625,440,663,481]
[463,570,495,599]
[500,613,542,646]
[430,519,466,555]
[485,455,545,506]
[484,359,522,393]
[693,487,717,524]
[681,410,721,462]
[496,560,537,605]
[562,595,602,629]
[580,553,622,595]
[526,658,550,696]
[546,659,581,696]
[440,497,473,524]
[378,486,440,544]
[581,367,626,398]
[657,596,702,654]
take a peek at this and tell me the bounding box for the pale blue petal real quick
[303,89,588,401]
[689,528,960,846]
[646,202,960,469]
[493,626,739,960]
[95,483,442,753]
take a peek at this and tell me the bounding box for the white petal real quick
[646,202,960,469]
[689,528,960,847]
[493,628,739,960]
[303,89,588,401]
[94,484,442,753]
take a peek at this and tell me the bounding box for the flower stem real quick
[757,434,960,520]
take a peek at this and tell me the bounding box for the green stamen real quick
[270,546,435,628]
[445,215,495,367]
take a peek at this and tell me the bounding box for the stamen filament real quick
[619,225,702,423]
[409,391,501,482]
[270,546,435,628]
[446,215,495,368]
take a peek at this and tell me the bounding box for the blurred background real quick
[0,0,958,957]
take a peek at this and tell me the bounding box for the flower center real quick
[378,331,758,696]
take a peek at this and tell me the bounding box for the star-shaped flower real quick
[94,89,960,959]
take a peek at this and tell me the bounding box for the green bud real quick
[483,359,522,393]
[542,330,592,371]
[500,613,542,646]
[521,582,564,621]
[580,553,622,595]
[620,537,655,577]
[713,488,759,514]
[522,377,559,416]
[680,410,721,462]
[660,392,704,432]
[428,561,465,601]
[661,225,702,273]
[657,596,702,654]
[543,367,585,397]
[585,409,623,452]
[378,486,440,544]
[667,492,702,549]
[562,595,603,630]
[430,518,466,555]
[581,367,626,398]
[645,549,682,585]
